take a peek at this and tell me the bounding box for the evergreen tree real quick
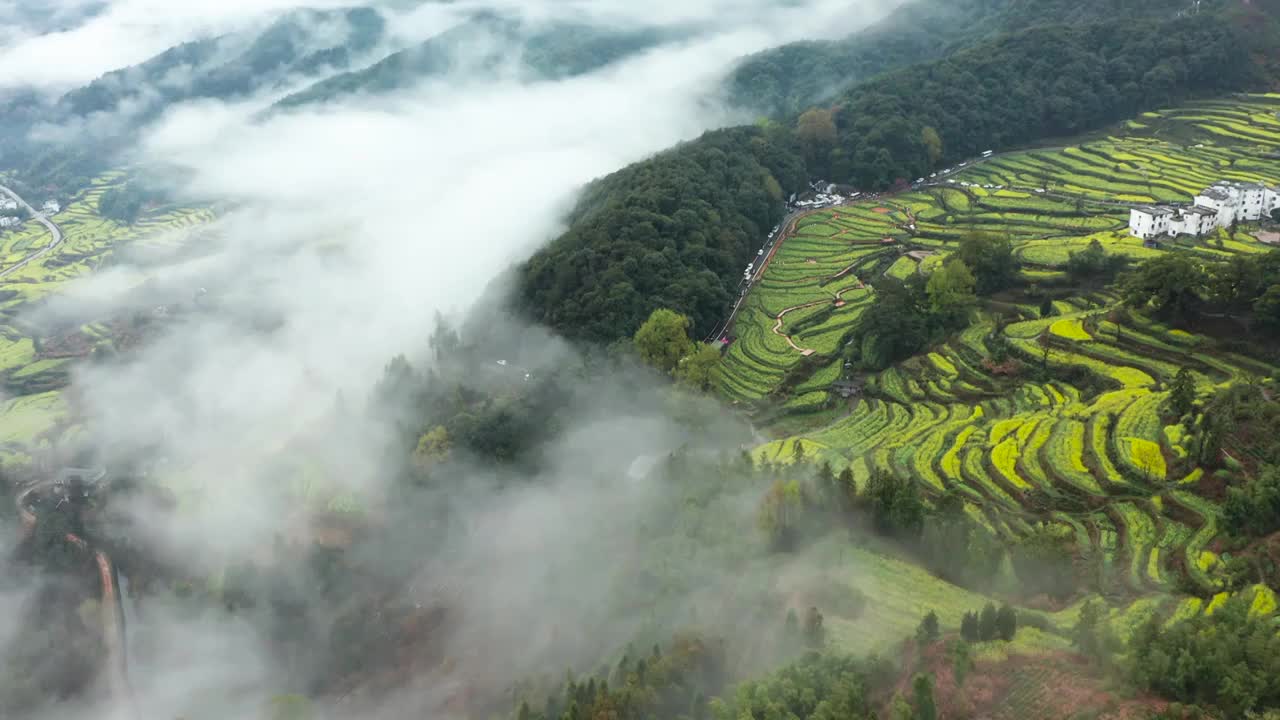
[1168,367,1196,418]
[1072,599,1104,660]
[916,610,940,645]
[978,603,998,641]
[836,466,857,513]
[949,640,973,687]
[996,604,1017,641]
[785,608,801,649]
[912,674,938,720]
[960,611,978,642]
[803,606,826,649]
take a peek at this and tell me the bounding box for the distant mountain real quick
[0,6,389,196]
[274,14,676,110]
[57,7,387,119]
[725,0,1213,117]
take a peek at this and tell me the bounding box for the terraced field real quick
[731,96,1280,609]
[0,172,216,450]
[717,95,1280,407]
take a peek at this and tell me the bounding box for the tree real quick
[634,309,695,374]
[925,258,977,327]
[1223,464,1280,538]
[1121,254,1207,323]
[797,108,837,171]
[978,603,998,641]
[949,640,973,687]
[917,611,940,645]
[996,604,1017,641]
[803,606,825,649]
[866,470,925,538]
[955,232,1018,295]
[1254,285,1280,336]
[758,479,805,551]
[413,426,452,468]
[960,611,979,642]
[675,343,722,390]
[921,126,943,166]
[1072,599,1104,660]
[836,466,857,513]
[912,673,938,720]
[1168,367,1196,419]
[1066,238,1127,284]
[1039,296,1057,319]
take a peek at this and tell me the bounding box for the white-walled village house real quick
[1129,181,1280,240]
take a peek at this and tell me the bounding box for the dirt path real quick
[772,301,828,355]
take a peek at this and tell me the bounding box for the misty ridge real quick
[0,0,903,718]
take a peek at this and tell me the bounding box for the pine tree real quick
[960,611,979,642]
[785,608,799,634]
[836,466,857,513]
[917,610,940,645]
[1168,367,1196,418]
[1072,599,1103,659]
[913,674,938,720]
[996,603,1017,641]
[978,603,998,641]
[815,462,837,508]
[803,606,826,649]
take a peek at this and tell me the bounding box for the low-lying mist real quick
[0,0,900,717]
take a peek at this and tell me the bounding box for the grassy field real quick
[720,95,1280,632]
[0,172,216,445]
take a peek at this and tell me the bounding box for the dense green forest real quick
[820,16,1258,188]
[725,0,1212,117]
[518,126,806,341]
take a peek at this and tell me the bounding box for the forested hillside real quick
[59,7,386,118]
[823,15,1254,188]
[725,0,1206,117]
[518,7,1277,343]
[518,126,806,341]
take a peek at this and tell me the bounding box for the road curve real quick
[0,184,64,279]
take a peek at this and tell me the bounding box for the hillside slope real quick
[725,0,1205,117]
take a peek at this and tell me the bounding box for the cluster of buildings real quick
[0,197,18,229]
[1128,181,1280,241]
[788,180,864,211]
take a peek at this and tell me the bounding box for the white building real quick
[0,199,17,211]
[41,200,60,214]
[1129,180,1280,240]
[0,217,17,228]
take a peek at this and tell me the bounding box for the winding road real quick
[0,184,63,279]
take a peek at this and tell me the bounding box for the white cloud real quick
[5,0,901,714]
[0,0,357,89]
